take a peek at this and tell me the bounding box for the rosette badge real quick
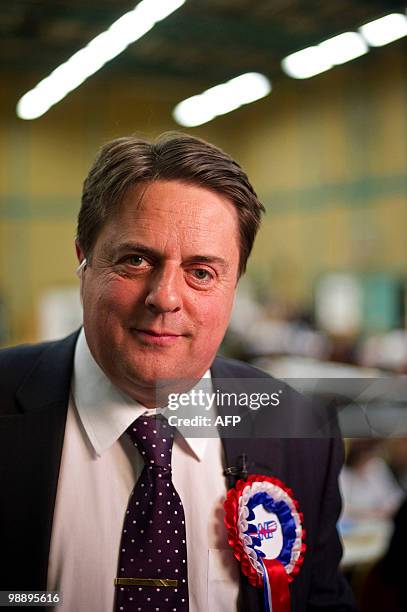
[224,475,306,612]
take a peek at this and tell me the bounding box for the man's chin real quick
[119,363,206,407]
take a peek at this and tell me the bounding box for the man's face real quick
[77,179,240,405]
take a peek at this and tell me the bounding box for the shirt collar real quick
[72,328,210,461]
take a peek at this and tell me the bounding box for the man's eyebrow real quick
[106,242,230,271]
[183,255,230,272]
[108,242,162,260]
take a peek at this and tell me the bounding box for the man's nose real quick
[144,265,182,314]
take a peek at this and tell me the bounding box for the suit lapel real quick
[210,356,284,481]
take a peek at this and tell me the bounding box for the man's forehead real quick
[121,180,236,215]
[102,181,239,241]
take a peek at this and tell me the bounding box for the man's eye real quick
[191,268,212,281]
[126,255,145,266]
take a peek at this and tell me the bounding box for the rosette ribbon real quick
[224,475,306,612]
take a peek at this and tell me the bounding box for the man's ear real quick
[75,239,87,309]
[75,237,85,264]
[75,238,88,280]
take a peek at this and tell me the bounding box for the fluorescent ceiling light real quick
[282,46,332,79]
[282,31,368,79]
[359,13,407,47]
[173,72,271,127]
[319,32,368,65]
[16,0,186,120]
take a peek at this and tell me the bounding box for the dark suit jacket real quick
[0,330,356,611]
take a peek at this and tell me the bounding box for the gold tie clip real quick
[114,578,178,587]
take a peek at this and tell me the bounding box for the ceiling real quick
[1,0,406,86]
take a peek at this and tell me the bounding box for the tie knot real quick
[127,415,175,470]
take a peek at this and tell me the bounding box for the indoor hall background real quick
[0,0,406,348]
[1,2,407,609]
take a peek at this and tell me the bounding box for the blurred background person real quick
[340,439,404,521]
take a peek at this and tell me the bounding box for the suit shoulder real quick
[212,355,273,379]
[0,332,79,414]
[0,341,52,413]
[212,355,309,409]
[0,329,80,371]
[212,355,300,399]
[214,355,342,438]
[0,338,66,396]
[0,339,55,369]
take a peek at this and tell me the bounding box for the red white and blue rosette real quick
[224,475,306,612]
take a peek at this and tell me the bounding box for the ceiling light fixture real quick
[16,0,186,120]
[282,31,368,79]
[281,46,332,79]
[173,72,271,127]
[359,12,407,47]
[318,31,368,65]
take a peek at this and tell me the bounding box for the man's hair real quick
[77,132,265,275]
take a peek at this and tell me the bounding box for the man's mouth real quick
[132,328,183,345]
[137,328,181,337]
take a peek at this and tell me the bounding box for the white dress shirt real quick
[47,329,239,611]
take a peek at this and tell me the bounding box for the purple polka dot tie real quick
[114,415,189,612]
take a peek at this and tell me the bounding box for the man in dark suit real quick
[0,133,356,611]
